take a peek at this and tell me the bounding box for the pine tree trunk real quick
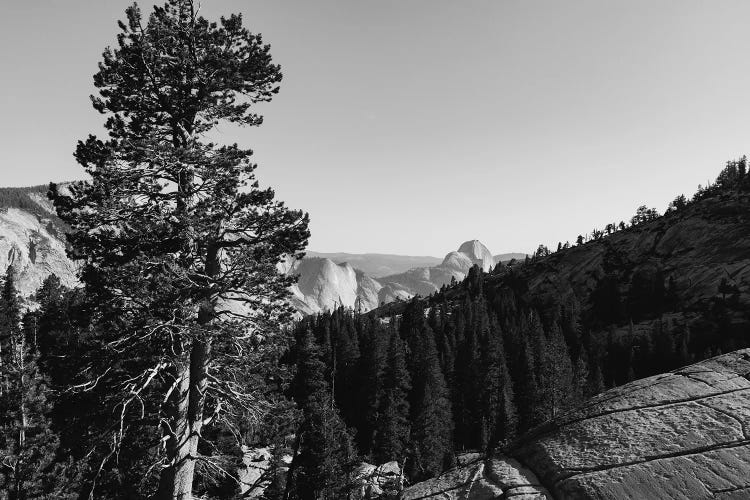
[156,129,209,499]
[158,339,210,499]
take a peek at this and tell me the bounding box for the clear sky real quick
[2,1,749,256]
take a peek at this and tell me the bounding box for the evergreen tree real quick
[586,357,605,396]
[479,317,517,451]
[330,310,361,434]
[0,267,22,386]
[407,329,453,482]
[354,318,388,456]
[0,272,70,499]
[512,317,540,431]
[288,331,357,500]
[538,323,575,420]
[372,327,411,466]
[50,1,309,497]
[453,298,482,449]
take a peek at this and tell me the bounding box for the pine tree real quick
[512,316,540,431]
[538,323,574,420]
[288,331,357,500]
[480,317,517,451]
[372,327,411,466]
[330,310,361,433]
[50,1,309,497]
[572,352,590,404]
[586,357,605,396]
[451,296,486,450]
[354,318,388,456]
[407,328,453,482]
[0,267,22,390]
[0,272,70,499]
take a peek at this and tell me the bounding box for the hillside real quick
[359,161,750,498]
[376,174,750,381]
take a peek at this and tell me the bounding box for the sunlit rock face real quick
[456,239,496,272]
[402,350,750,500]
[511,349,750,499]
[287,240,513,315]
[288,257,382,315]
[400,453,551,499]
[0,203,77,297]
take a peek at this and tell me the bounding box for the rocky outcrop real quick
[401,454,550,499]
[456,240,495,272]
[0,204,77,297]
[403,350,750,499]
[290,258,361,314]
[516,349,750,499]
[353,461,404,499]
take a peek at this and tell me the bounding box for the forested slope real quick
[283,160,749,496]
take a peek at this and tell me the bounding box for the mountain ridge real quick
[287,239,525,315]
[0,186,526,317]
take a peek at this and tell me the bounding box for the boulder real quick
[515,349,750,499]
[403,349,750,499]
[400,455,549,499]
[354,461,404,499]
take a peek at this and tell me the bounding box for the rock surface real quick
[456,240,495,272]
[516,349,750,499]
[0,204,77,296]
[403,350,750,499]
[400,454,550,499]
[353,461,404,499]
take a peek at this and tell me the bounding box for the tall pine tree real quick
[50,1,309,497]
[372,327,411,467]
[0,270,70,499]
[407,327,453,482]
[288,331,357,500]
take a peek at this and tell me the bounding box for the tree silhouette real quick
[50,1,309,496]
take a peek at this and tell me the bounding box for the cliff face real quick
[287,258,383,315]
[0,192,77,296]
[288,240,519,315]
[401,349,750,500]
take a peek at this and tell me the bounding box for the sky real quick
[2,1,749,256]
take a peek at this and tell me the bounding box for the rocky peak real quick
[442,239,495,272]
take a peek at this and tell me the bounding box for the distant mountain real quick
[0,185,77,296]
[304,251,442,278]
[0,185,523,317]
[286,240,524,315]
